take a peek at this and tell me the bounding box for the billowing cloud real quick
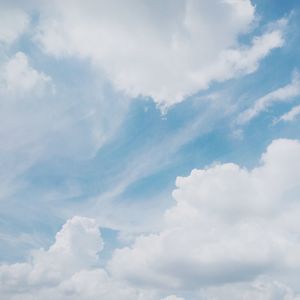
[237,71,300,125]
[35,0,284,107]
[0,217,138,300]
[0,216,183,300]
[0,217,102,286]
[2,140,300,299]
[109,139,300,295]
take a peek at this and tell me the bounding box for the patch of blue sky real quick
[253,0,300,21]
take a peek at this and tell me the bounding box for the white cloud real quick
[0,3,130,196]
[0,50,128,201]
[0,51,55,199]
[161,296,186,300]
[83,99,227,234]
[0,217,102,287]
[277,104,300,122]
[0,216,150,300]
[237,71,300,125]
[0,52,52,95]
[108,139,300,294]
[35,0,284,107]
[2,140,300,299]
[0,216,182,300]
[0,6,28,45]
[28,216,103,284]
[199,276,300,300]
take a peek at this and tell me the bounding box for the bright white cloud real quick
[109,139,300,295]
[0,216,182,300]
[0,217,101,286]
[0,6,28,45]
[0,217,146,300]
[237,71,300,125]
[278,104,300,122]
[28,216,103,284]
[2,140,300,299]
[35,0,284,107]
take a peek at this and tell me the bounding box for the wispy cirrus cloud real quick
[237,71,300,125]
[277,104,300,123]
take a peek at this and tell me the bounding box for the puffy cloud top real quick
[109,139,300,296]
[2,140,300,299]
[0,216,181,300]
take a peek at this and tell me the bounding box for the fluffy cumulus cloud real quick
[0,217,140,300]
[35,0,284,107]
[109,139,300,296]
[0,216,180,300]
[2,140,300,299]
[0,217,101,283]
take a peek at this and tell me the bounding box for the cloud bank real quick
[0,217,156,300]
[109,138,300,296]
[1,139,300,299]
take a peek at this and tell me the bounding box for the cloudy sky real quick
[0,0,300,299]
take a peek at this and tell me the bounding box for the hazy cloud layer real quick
[0,6,28,45]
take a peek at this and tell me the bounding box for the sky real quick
[0,0,300,299]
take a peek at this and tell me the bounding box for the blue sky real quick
[1,1,300,299]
